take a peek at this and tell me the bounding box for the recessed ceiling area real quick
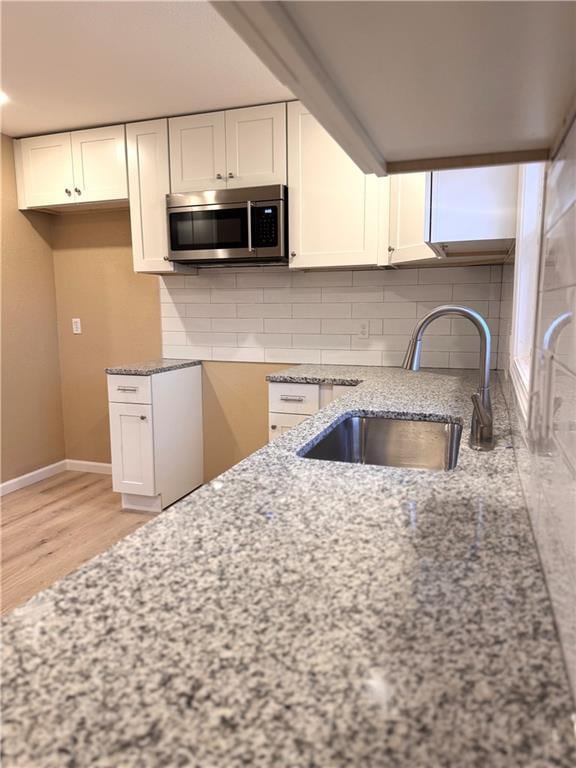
[215,1,576,173]
[0,0,293,138]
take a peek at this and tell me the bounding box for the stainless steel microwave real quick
[166,185,287,265]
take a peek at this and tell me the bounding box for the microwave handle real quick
[247,201,254,253]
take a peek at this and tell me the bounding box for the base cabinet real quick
[108,366,203,511]
[268,381,355,442]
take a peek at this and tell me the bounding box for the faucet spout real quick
[403,305,494,451]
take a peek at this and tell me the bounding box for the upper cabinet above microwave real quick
[14,125,128,210]
[168,103,287,193]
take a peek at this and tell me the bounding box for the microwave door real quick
[168,202,252,262]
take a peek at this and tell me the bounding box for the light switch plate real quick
[72,318,82,334]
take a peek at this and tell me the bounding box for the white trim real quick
[0,460,68,496]
[509,357,530,426]
[0,459,112,497]
[65,460,112,475]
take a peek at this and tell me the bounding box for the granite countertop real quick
[105,358,201,376]
[3,365,575,767]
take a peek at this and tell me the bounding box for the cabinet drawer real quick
[269,382,319,415]
[269,412,309,442]
[107,375,152,404]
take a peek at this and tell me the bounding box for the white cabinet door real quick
[169,112,227,192]
[15,133,74,208]
[268,412,308,442]
[287,101,379,269]
[389,172,436,265]
[109,402,155,496]
[126,119,175,273]
[225,103,287,188]
[70,125,127,202]
[429,165,518,243]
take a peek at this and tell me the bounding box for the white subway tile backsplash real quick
[292,271,353,287]
[160,265,506,368]
[187,332,237,347]
[353,269,418,285]
[293,334,351,349]
[293,303,352,319]
[187,303,236,318]
[265,348,322,364]
[211,289,263,304]
[353,302,417,318]
[212,318,263,333]
[237,303,292,318]
[263,288,321,303]
[212,347,265,362]
[383,284,452,302]
[237,333,292,348]
[321,286,384,303]
[321,350,382,366]
[265,318,321,334]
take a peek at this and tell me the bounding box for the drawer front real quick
[269,412,309,442]
[107,374,152,404]
[269,382,319,415]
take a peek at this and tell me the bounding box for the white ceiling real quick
[0,0,293,138]
[216,1,576,173]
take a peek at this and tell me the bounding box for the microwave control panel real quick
[253,206,278,248]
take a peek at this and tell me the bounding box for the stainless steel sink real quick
[299,415,462,471]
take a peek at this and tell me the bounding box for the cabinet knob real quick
[139,415,147,421]
[65,188,72,196]
[216,173,223,179]
[270,424,277,430]
[387,246,395,253]
[75,187,82,196]
[228,172,234,178]
[290,251,296,260]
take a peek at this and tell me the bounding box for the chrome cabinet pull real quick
[117,386,138,392]
[65,188,72,196]
[74,187,82,195]
[280,395,305,402]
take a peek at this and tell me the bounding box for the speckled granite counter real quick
[105,358,201,376]
[2,366,575,767]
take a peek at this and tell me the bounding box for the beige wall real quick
[202,361,286,481]
[52,211,161,463]
[1,134,66,481]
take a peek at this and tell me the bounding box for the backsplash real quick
[160,265,504,368]
[524,116,576,693]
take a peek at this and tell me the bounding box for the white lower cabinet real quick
[268,381,356,442]
[108,366,203,512]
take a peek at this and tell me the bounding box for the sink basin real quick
[299,414,462,471]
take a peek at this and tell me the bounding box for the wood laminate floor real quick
[1,471,158,615]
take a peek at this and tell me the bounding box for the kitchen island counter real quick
[2,365,575,767]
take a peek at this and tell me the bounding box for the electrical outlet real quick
[357,321,369,339]
[72,318,82,334]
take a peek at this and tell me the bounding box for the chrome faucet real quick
[403,305,495,451]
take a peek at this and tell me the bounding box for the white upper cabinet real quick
[127,118,176,274]
[225,103,286,188]
[15,125,127,209]
[287,101,379,269]
[169,112,227,193]
[427,165,518,256]
[14,132,74,207]
[70,125,128,203]
[169,103,287,193]
[388,172,435,265]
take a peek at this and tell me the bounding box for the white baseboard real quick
[65,459,112,475]
[1,459,112,497]
[0,460,68,496]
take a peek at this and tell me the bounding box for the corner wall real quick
[0,134,65,481]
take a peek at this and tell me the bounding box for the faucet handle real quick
[471,392,492,429]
